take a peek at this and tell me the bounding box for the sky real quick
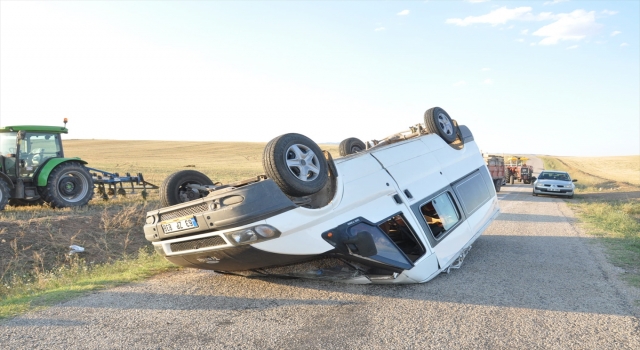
[0,0,638,156]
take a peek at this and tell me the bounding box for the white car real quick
[533,170,577,198]
[143,107,500,284]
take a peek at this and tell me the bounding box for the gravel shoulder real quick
[2,157,639,349]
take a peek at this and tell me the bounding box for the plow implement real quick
[87,167,159,200]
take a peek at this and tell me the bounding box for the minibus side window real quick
[453,172,491,216]
[420,192,460,239]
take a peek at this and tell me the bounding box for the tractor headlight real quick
[225,225,281,245]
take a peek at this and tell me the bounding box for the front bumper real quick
[533,186,574,196]
[143,179,297,242]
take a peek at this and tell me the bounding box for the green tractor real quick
[0,120,93,210]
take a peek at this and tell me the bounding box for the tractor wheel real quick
[0,178,9,210]
[160,170,214,207]
[40,162,94,208]
[263,133,328,197]
[338,137,366,156]
[494,179,502,192]
[424,107,458,144]
[511,176,515,185]
[9,198,45,207]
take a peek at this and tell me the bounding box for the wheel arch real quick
[35,157,89,186]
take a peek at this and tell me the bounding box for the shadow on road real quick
[495,213,574,223]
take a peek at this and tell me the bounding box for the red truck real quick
[484,154,505,192]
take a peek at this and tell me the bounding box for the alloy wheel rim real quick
[284,144,320,182]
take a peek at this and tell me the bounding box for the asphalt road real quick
[2,156,639,349]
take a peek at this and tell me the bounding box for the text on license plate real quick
[162,217,198,233]
[549,188,560,192]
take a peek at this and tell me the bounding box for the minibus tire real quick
[424,107,458,144]
[339,137,366,156]
[263,133,328,197]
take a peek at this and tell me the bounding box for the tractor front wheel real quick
[40,162,94,208]
[0,178,9,210]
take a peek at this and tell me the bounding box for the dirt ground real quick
[0,201,155,281]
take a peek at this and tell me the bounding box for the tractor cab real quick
[0,126,66,181]
[0,124,71,205]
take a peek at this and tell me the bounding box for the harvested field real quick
[558,155,640,186]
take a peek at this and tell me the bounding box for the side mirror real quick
[531,176,537,182]
[572,179,578,182]
[342,231,377,257]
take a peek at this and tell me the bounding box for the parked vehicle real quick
[484,154,505,192]
[533,170,577,198]
[505,156,534,184]
[0,120,157,210]
[143,107,500,284]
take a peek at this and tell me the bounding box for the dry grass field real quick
[556,155,640,186]
[64,140,339,190]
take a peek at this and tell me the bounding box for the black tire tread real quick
[160,170,214,207]
[338,137,366,157]
[424,107,458,144]
[41,162,94,208]
[0,178,9,210]
[262,133,328,197]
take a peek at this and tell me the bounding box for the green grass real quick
[574,201,640,238]
[544,155,640,287]
[0,248,177,320]
[568,201,640,287]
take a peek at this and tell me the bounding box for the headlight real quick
[224,225,281,245]
[230,229,257,244]
[255,225,277,238]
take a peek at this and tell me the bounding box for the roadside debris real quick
[69,245,85,255]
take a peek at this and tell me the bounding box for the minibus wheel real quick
[263,133,329,197]
[338,137,366,156]
[424,107,459,144]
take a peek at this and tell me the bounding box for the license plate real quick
[549,188,560,192]
[161,216,198,234]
